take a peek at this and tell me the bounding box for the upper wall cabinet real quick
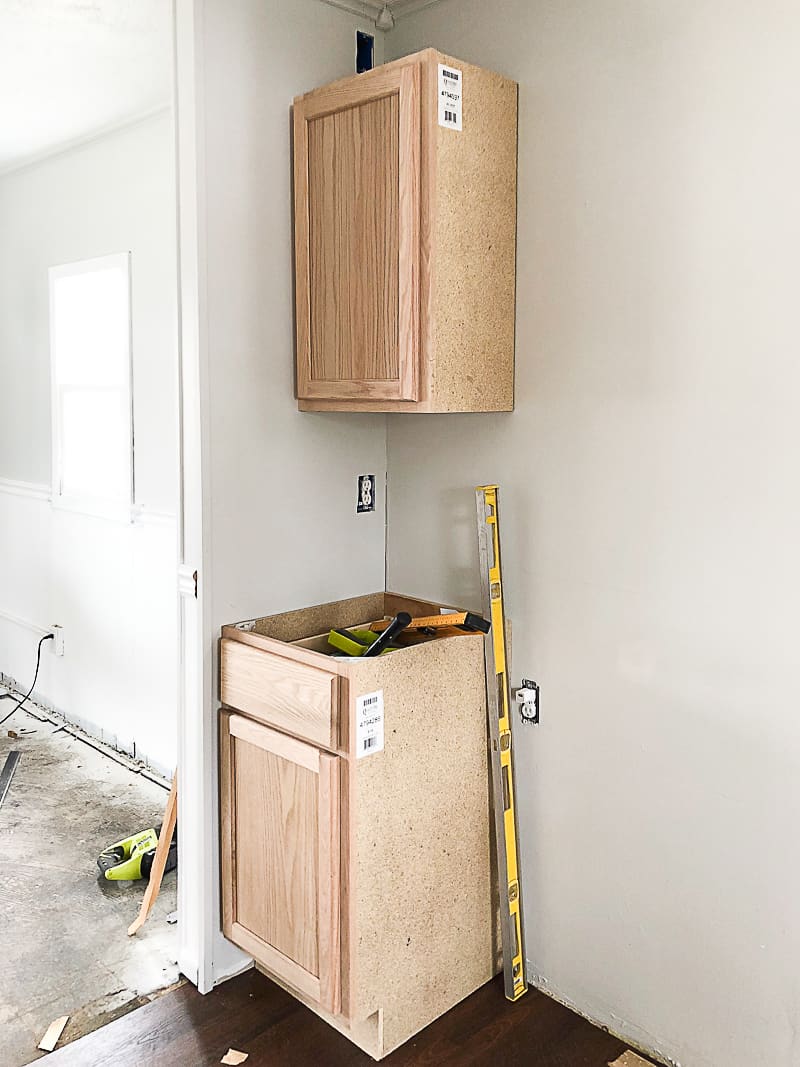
[292,49,518,413]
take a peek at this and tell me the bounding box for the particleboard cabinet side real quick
[294,48,517,414]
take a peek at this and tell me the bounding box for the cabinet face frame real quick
[220,712,342,1015]
[293,63,420,402]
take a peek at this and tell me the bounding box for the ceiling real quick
[0,0,172,173]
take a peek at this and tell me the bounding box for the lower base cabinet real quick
[219,592,499,1061]
[220,713,342,1014]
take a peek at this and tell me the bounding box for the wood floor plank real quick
[43,970,657,1067]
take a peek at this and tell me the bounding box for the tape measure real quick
[476,484,527,1002]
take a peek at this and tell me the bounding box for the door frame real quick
[173,0,251,993]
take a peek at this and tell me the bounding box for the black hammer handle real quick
[362,612,411,657]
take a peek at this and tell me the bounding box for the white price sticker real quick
[356,690,384,758]
[438,63,463,131]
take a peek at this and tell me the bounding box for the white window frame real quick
[49,252,134,521]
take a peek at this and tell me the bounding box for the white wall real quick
[189,0,388,984]
[0,112,178,771]
[386,3,800,1066]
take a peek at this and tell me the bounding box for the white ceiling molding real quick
[316,0,447,26]
[0,104,170,180]
[0,0,172,170]
[387,0,449,17]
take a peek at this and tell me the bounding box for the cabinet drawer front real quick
[220,638,338,749]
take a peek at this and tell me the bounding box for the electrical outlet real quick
[357,474,376,513]
[51,625,65,656]
[514,678,539,724]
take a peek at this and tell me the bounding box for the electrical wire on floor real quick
[0,633,54,728]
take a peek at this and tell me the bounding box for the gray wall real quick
[176,0,389,990]
[386,3,800,1065]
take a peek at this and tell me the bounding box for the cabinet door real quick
[220,713,341,1014]
[294,63,420,402]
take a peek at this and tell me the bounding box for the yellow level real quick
[475,484,527,1002]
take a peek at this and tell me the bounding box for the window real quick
[50,253,133,517]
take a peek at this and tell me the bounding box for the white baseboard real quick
[211,955,254,990]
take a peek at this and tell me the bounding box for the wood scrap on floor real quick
[221,1050,249,1065]
[38,1015,69,1053]
[0,750,21,809]
[127,773,177,936]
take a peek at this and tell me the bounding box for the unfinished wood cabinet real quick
[292,49,518,412]
[220,592,498,1060]
[220,636,339,749]
[220,713,341,1014]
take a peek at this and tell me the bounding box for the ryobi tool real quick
[328,628,386,656]
[476,484,527,1002]
[98,824,177,881]
[328,612,411,657]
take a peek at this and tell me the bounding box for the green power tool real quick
[97,824,177,881]
[327,613,412,657]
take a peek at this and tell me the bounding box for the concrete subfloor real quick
[0,708,179,1065]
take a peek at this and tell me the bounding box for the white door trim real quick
[173,0,251,993]
[173,0,210,991]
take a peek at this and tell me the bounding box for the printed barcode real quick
[443,69,459,80]
[445,110,456,124]
[363,736,377,749]
[363,696,378,706]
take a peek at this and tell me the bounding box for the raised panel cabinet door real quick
[294,63,420,401]
[220,713,341,1014]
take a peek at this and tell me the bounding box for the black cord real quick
[0,634,54,728]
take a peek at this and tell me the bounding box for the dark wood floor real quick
[44,969,656,1066]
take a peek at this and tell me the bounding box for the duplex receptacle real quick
[357,474,376,514]
[51,625,65,656]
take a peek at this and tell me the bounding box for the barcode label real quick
[438,63,463,131]
[356,690,384,758]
